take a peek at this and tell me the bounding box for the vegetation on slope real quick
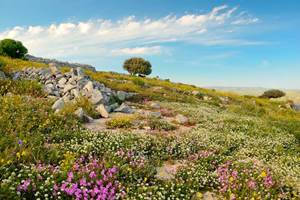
[0,55,299,199]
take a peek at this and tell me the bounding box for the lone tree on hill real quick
[123,57,152,76]
[0,39,28,59]
[260,89,286,99]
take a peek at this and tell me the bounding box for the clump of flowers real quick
[54,156,125,200]
[216,161,284,199]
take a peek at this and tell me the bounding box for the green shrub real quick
[0,39,28,59]
[132,77,146,87]
[0,79,45,97]
[59,96,99,118]
[148,117,176,131]
[0,58,4,70]
[105,116,134,129]
[123,57,152,76]
[0,95,80,164]
[260,89,286,99]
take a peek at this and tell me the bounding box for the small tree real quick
[0,39,28,59]
[259,89,286,99]
[123,57,152,76]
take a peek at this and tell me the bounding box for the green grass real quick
[0,55,300,199]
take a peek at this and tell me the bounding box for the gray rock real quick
[74,107,93,122]
[52,98,64,111]
[63,84,76,93]
[292,104,300,112]
[71,88,80,98]
[74,107,85,120]
[75,67,84,77]
[114,103,134,113]
[90,89,103,104]
[175,114,188,124]
[107,103,119,112]
[83,81,94,93]
[96,104,109,118]
[117,91,126,101]
[58,77,67,86]
[0,71,6,79]
[13,72,21,80]
[192,90,200,95]
[150,102,161,109]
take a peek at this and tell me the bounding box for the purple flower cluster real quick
[217,161,238,193]
[54,157,125,200]
[17,179,31,192]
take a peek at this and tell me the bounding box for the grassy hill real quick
[212,86,300,103]
[0,56,299,199]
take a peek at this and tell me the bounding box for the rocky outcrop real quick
[25,55,96,72]
[15,64,136,117]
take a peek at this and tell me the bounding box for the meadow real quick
[0,56,299,199]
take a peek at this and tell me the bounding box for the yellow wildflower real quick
[21,150,27,156]
[260,171,267,177]
[229,176,234,182]
[196,192,203,198]
[16,152,21,159]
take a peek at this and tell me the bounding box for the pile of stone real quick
[15,64,136,119]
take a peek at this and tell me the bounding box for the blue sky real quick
[0,0,299,89]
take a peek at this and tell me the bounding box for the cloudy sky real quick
[0,0,299,89]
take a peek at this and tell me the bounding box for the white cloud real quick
[111,46,163,56]
[0,5,260,61]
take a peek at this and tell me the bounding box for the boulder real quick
[117,91,126,101]
[150,102,161,109]
[114,103,134,113]
[175,114,188,124]
[106,103,119,112]
[74,107,93,123]
[52,98,64,111]
[58,77,67,86]
[96,104,109,118]
[291,104,300,112]
[83,81,94,93]
[90,89,103,105]
[63,84,76,93]
[0,71,6,79]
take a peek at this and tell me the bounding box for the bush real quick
[0,39,28,59]
[106,116,134,129]
[132,77,146,87]
[148,117,176,131]
[123,57,152,76]
[0,79,45,97]
[0,58,4,70]
[260,89,285,99]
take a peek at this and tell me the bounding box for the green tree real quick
[259,89,286,99]
[0,39,28,59]
[123,57,152,76]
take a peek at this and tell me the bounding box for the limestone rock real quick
[117,91,126,101]
[52,98,64,111]
[90,89,103,105]
[150,102,161,109]
[63,84,76,93]
[175,114,188,124]
[114,103,134,113]
[292,104,300,112]
[96,104,109,118]
[0,71,6,79]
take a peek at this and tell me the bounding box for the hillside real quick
[212,86,300,103]
[0,56,300,199]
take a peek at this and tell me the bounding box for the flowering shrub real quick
[217,161,295,199]
[54,157,125,200]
